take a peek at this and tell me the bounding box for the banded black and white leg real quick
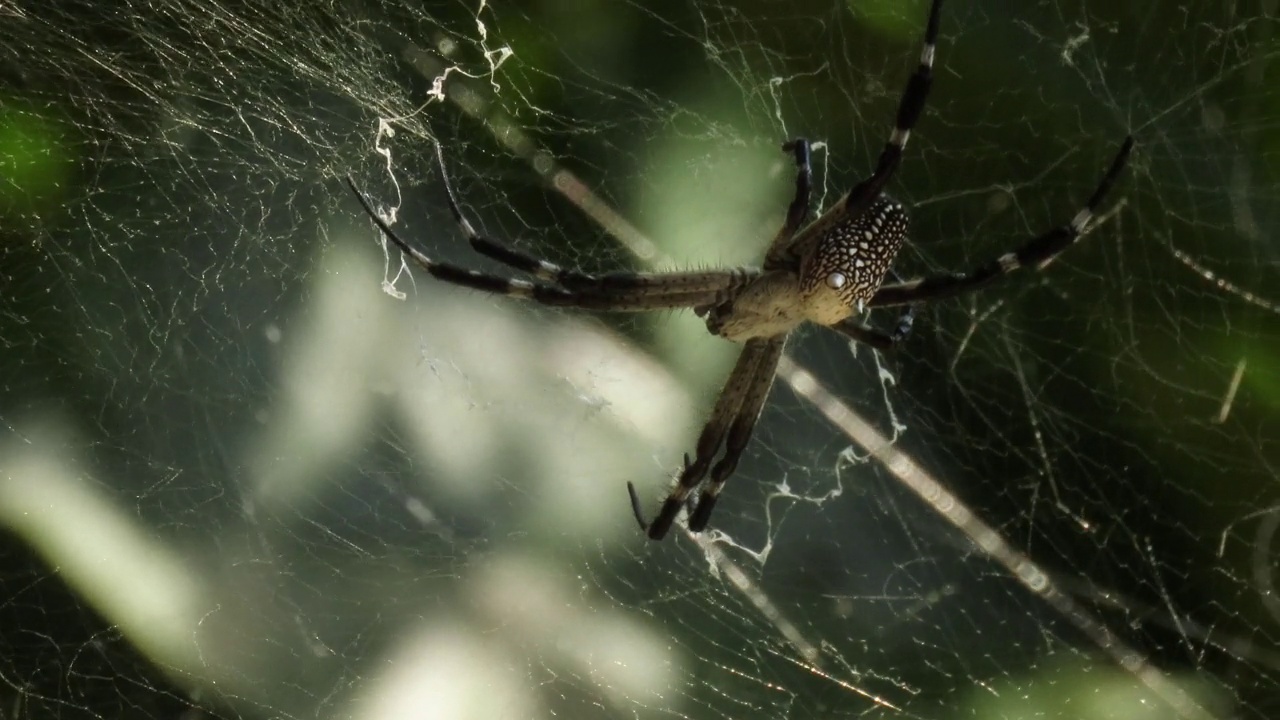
[346,145,769,312]
[628,337,785,539]
[767,0,941,272]
[840,0,942,222]
[428,143,756,301]
[869,135,1134,308]
[347,176,735,310]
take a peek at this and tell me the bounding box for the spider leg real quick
[687,337,785,532]
[831,305,918,351]
[780,140,814,233]
[431,142,600,288]
[840,0,941,222]
[869,136,1134,307]
[431,143,755,299]
[762,139,814,270]
[630,338,781,540]
[346,177,730,311]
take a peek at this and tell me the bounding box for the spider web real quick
[1,0,1277,718]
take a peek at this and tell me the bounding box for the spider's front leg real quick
[842,0,942,222]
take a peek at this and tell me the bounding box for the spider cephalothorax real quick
[347,0,1133,541]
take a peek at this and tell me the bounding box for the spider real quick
[345,0,1133,541]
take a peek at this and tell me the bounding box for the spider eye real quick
[826,272,848,289]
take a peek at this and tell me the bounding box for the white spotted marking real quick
[863,230,874,240]
[859,242,870,250]
[890,127,910,148]
[997,253,1021,273]
[921,43,936,68]
[1070,208,1094,233]
[855,259,866,268]
[826,272,847,289]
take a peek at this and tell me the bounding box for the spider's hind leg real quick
[868,136,1134,307]
[432,142,606,288]
[431,142,762,308]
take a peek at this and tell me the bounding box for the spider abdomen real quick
[800,197,909,316]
